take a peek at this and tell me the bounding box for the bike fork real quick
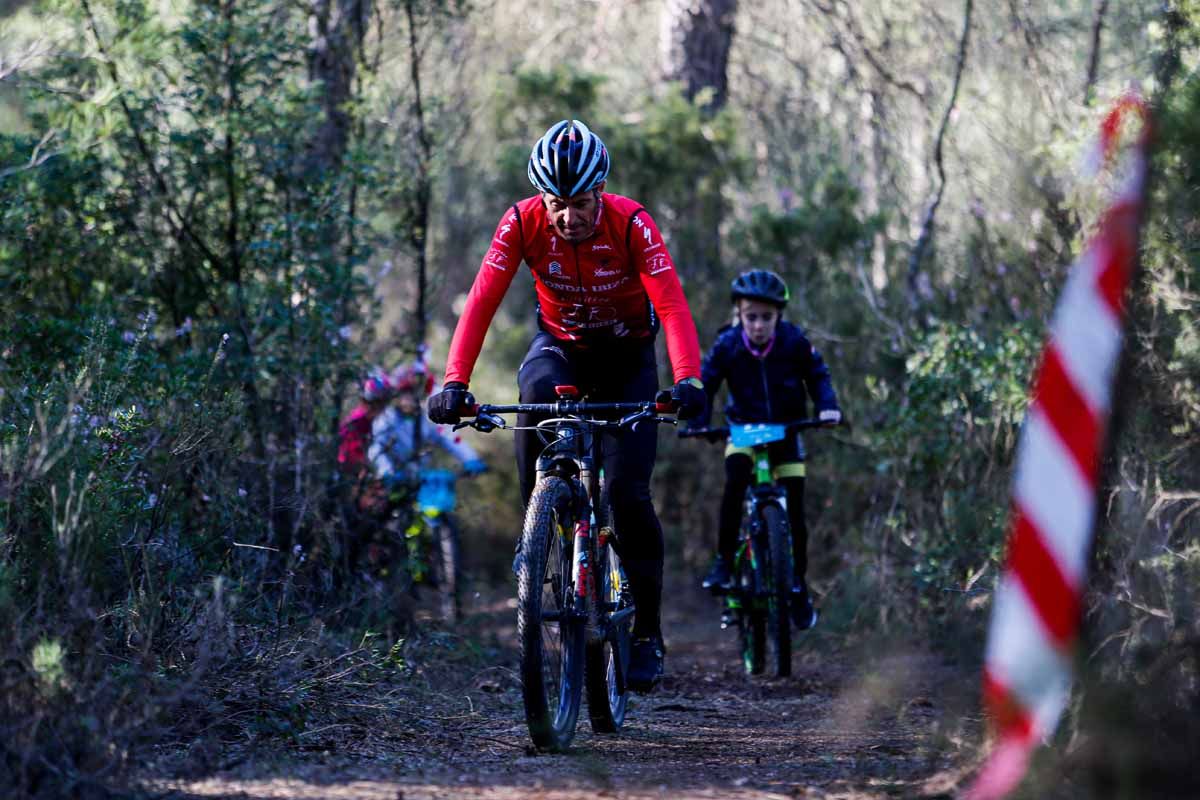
[571,517,593,619]
[723,535,757,628]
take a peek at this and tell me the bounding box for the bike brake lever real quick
[617,410,642,427]
[474,411,506,433]
[619,409,653,430]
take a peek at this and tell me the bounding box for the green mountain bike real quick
[681,419,829,678]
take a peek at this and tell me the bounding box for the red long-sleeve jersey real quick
[444,193,702,386]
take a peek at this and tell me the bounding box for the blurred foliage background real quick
[1,0,1197,796]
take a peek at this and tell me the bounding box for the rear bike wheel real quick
[735,537,766,675]
[763,502,793,677]
[428,517,461,623]
[517,477,584,751]
[585,516,631,733]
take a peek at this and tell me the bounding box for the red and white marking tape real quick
[964,93,1151,800]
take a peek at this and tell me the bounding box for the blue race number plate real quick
[729,423,787,448]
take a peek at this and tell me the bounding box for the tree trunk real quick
[660,0,738,112]
[659,0,737,308]
[308,0,366,174]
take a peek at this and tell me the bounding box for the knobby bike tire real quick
[517,477,584,751]
[736,537,766,675]
[430,519,461,623]
[585,494,631,733]
[763,502,793,677]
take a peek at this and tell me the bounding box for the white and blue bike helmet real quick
[527,119,611,198]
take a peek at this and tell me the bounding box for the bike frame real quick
[532,415,637,657]
[682,419,828,612]
[736,468,786,608]
[459,388,672,653]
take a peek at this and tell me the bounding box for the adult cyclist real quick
[426,119,706,692]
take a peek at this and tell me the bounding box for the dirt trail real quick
[145,582,981,799]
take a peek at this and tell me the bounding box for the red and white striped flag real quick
[964,93,1151,800]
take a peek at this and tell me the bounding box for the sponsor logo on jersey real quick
[632,215,655,246]
[563,304,618,324]
[590,276,631,292]
[647,254,672,275]
[484,248,508,271]
[549,261,563,275]
[543,279,585,293]
[594,259,620,278]
[591,243,613,252]
[564,319,624,330]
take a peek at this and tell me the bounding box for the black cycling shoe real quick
[791,582,818,631]
[626,636,665,693]
[701,555,733,592]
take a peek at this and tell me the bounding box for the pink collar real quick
[741,327,775,359]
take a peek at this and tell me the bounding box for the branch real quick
[1007,0,1059,74]
[852,241,908,347]
[906,0,972,309]
[1082,0,1110,106]
[223,0,241,282]
[806,0,926,101]
[79,0,224,273]
[404,0,432,346]
[0,129,67,180]
[0,39,51,83]
[836,0,926,101]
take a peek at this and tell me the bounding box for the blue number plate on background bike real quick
[730,423,787,448]
[418,469,457,514]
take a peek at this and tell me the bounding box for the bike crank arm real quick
[606,605,635,631]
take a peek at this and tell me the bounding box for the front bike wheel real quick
[763,503,793,678]
[517,477,584,751]
[735,540,766,675]
[428,518,461,623]
[586,529,631,733]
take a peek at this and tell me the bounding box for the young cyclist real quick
[426,119,706,691]
[370,362,487,483]
[693,269,841,630]
[338,371,395,491]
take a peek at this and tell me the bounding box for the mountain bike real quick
[680,419,831,678]
[355,466,471,623]
[455,386,676,751]
[404,468,463,622]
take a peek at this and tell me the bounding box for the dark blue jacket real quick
[699,321,839,426]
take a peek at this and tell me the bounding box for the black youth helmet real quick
[730,269,789,307]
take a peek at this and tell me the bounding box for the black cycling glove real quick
[427,382,474,425]
[670,378,706,421]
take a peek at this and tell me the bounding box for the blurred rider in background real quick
[370,361,487,484]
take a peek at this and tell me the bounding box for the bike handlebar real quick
[677,418,839,440]
[454,398,676,433]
